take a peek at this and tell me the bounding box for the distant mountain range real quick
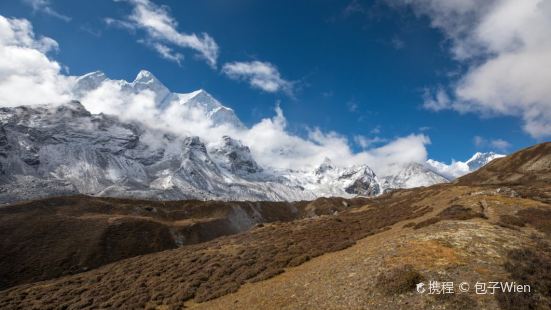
[426,152,505,179]
[0,70,503,204]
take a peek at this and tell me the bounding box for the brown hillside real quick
[0,195,368,290]
[457,142,551,186]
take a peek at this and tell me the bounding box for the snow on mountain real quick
[426,152,505,179]
[281,158,382,198]
[0,100,383,204]
[171,89,245,129]
[380,162,449,193]
[210,135,264,177]
[0,70,501,204]
[0,102,314,204]
[129,70,172,107]
[72,71,109,97]
[465,152,505,170]
[73,70,244,129]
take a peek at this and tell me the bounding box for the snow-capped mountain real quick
[465,152,505,170]
[73,70,244,129]
[380,162,449,193]
[0,98,384,204]
[0,101,314,204]
[0,70,501,204]
[281,158,381,197]
[210,136,264,177]
[426,152,505,179]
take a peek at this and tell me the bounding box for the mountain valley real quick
[0,142,549,309]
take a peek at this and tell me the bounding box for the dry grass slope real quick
[0,195,369,290]
[0,142,550,309]
[0,195,432,308]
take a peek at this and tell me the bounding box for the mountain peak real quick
[315,157,334,174]
[195,88,208,95]
[64,100,89,113]
[127,70,172,107]
[133,70,160,84]
[185,89,222,103]
[466,152,504,171]
[185,89,210,99]
[467,151,499,161]
[184,136,206,149]
[426,151,506,180]
[211,136,262,175]
[72,71,108,97]
[173,89,244,128]
[221,135,239,146]
[380,161,448,192]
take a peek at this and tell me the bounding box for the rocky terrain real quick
[0,99,393,204]
[0,142,549,309]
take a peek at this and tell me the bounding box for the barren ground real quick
[0,143,550,309]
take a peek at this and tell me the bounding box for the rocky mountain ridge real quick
[0,70,504,204]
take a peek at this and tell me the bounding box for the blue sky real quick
[0,0,546,163]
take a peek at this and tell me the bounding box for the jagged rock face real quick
[0,103,310,204]
[210,136,263,176]
[281,158,383,198]
[0,102,151,197]
[344,174,381,196]
[340,166,381,196]
[0,70,460,204]
[0,100,455,204]
[0,101,388,204]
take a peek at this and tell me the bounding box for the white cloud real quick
[473,135,511,151]
[490,139,511,151]
[79,80,430,175]
[109,0,219,67]
[399,0,551,138]
[0,14,431,177]
[104,17,135,31]
[422,87,451,111]
[23,0,71,22]
[473,135,486,147]
[347,100,358,112]
[0,15,72,107]
[79,81,158,120]
[151,42,184,65]
[241,108,430,174]
[353,135,386,149]
[366,134,431,176]
[222,61,293,94]
[426,159,469,180]
[342,0,367,17]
